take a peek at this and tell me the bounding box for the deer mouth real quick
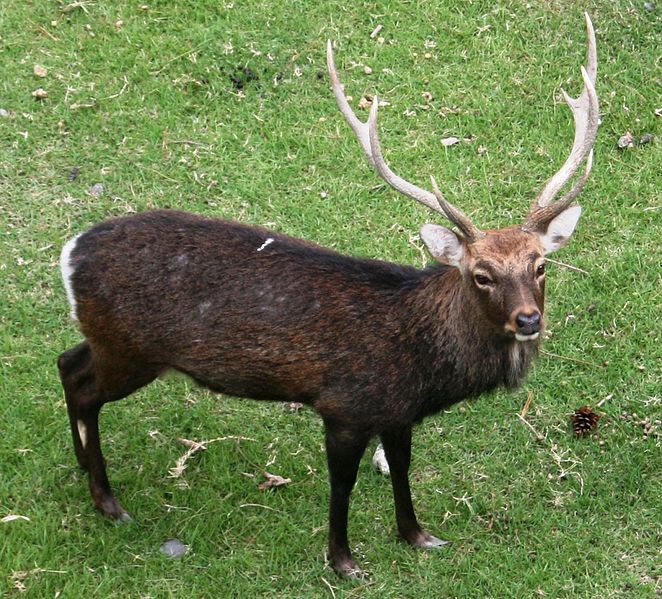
[515,332,540,342]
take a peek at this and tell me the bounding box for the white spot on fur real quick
[176,254,189,266]
[198,301,212,315]
[256,237,274,252]
[77,419,88,448]
[372,444,390,475]
[515,332,540,342]
[60,234,82,321]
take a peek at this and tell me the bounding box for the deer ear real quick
[538,205,582,254]
[420,224,465,266]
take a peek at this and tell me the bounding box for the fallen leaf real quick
[2,514,30,523]
[32,88,48,99]
[358,94,373,109]
[441,136,460,147]
[258,471,292,490]
[33,64,48,78]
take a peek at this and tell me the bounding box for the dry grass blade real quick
[169,436,255,478]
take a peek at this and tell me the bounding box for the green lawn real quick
[1,1,660,597]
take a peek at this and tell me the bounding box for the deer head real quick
[327,14,598,342]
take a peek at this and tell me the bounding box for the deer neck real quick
[412,268,538,405]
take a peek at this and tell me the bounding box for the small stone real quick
[639,133,655,145]
[160,538,188,558]
[617,132,635,149]
[363,65,373,75]
[0,108,9,117]
[68,167,80,182]
[89,183,104,197]
[644,2,655,11]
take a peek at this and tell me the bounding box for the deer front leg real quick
[323,419,369,579]
[379,426,450,549]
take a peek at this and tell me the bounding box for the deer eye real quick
[474,273,493,287]
[536,263,546,277]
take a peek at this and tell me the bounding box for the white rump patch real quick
[60,234,82,321]
[77,419,88,448]
[256,237,274,252]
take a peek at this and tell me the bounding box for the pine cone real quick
[572,405,599,436]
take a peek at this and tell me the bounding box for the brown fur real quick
[58,209,545,575]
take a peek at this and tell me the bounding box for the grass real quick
[0,0,660,596]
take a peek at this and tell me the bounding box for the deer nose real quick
[515,312,541,335]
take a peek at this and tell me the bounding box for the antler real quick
[326,40,484,243]
[523,13,599,231]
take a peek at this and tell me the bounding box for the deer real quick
[57,15,598,579]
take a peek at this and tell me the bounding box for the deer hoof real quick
[407,529,451,550]
[332,558,369,581]
[418,534,451,550]
[96,495,132,523]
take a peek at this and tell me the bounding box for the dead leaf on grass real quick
[258,471,292,490]
[441,136,460,147]
[2,514,30,523]
[33,65,48,78]
[358,94,373,109]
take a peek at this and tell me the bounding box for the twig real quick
[169,140,210,147]
[321,576,337,598]
[597,393,613,408]
[152,41,211,76]
[540,349,603,369]
[370,25,383,39]
[102,76,129,100]
[239,503,281,512]
[137,164,180,184]
[545,257,589,275]
[34,24,60,42]
[517,413,545,441]
[520,389,534,418]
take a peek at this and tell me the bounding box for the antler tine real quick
[429,176,484,242]
[367,98,483,241]
[326,40,373,164]
[366,97,444,215]
[525,13,599,230]
[327,40,483,242]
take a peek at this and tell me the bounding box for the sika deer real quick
[58,15,598,578]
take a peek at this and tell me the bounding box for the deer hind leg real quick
[379,426,450,549]
[57,341,159,521]
[323,419,370,579]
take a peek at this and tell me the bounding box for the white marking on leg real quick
[256,237,274,252]
[372,444,390,475]
[77,419,88,449]
[60,234,82,321]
